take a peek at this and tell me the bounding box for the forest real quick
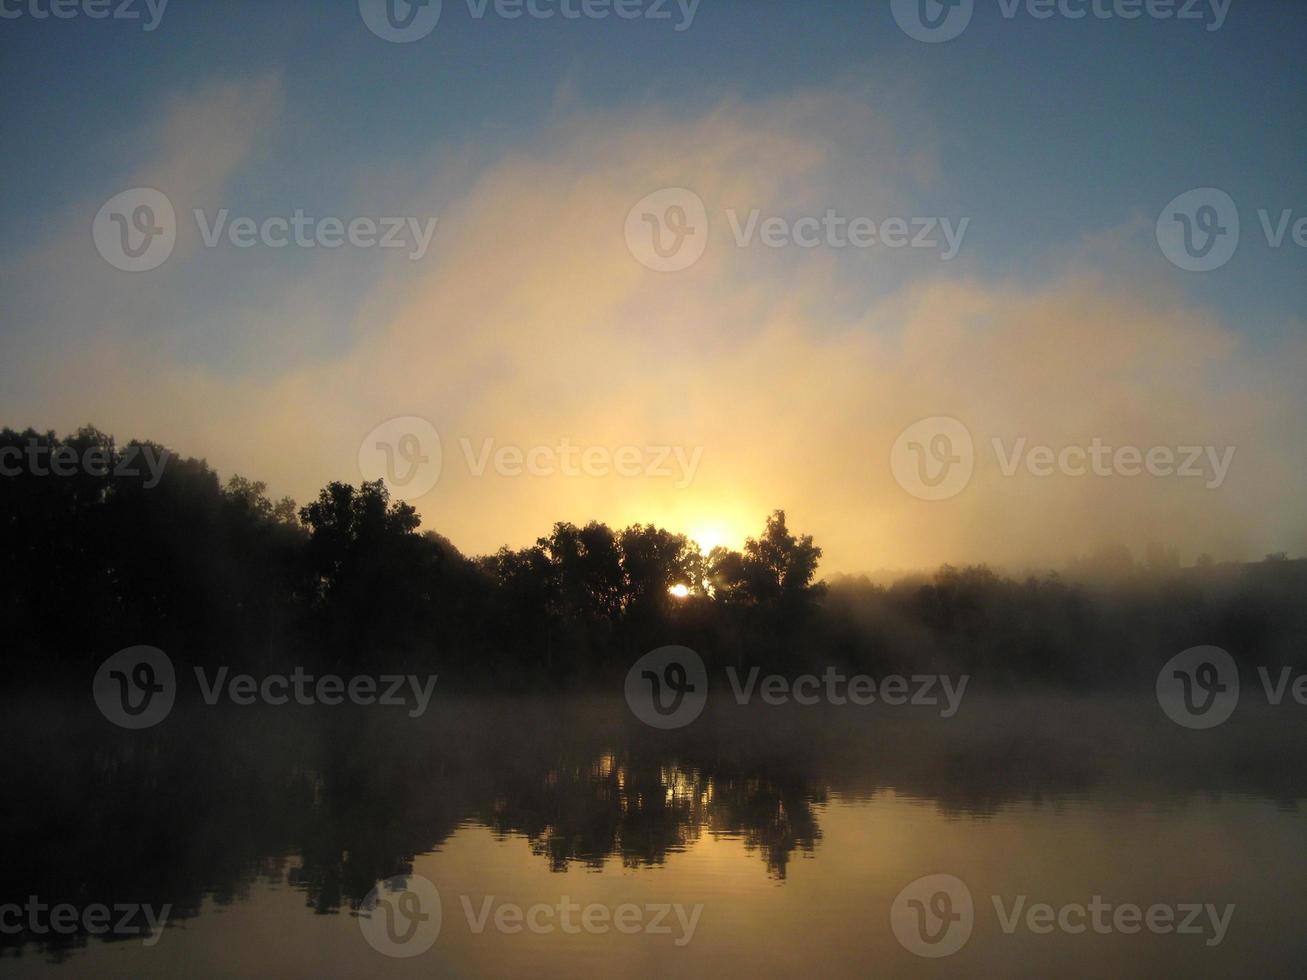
[4,426,1304,690]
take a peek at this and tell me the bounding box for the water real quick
[2,694,1304,978]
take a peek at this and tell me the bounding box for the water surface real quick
[2,694,1304,978]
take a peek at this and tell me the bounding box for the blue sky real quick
[0,0,1303,569]
[2,1,1303,338]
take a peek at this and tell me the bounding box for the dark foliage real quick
[3,427,1304,689]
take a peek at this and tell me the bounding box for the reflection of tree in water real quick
[480,754,706,872]
[0,707,319,962]
[476,753,821,879]
[703,772,824,879]
[3,697,1306,959]
[0,702,831,962]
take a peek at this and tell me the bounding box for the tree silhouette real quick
[4,426,1305,688]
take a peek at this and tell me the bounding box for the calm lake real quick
[2,693,1305,978]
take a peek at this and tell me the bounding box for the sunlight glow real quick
[687,521,744,555]
[668,583,691,599]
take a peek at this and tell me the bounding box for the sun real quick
[668,583,691,599]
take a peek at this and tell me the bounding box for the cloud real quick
[2,79,1303,572]
[0,74,284,395]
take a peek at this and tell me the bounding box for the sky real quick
[1,0,1304,573]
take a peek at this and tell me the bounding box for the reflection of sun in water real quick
[668,583,690,599]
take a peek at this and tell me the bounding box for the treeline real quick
[3,426,1304,688]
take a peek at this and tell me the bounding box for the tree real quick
[708,511,823,606]
[619,524,702,611]
[298,481,427,667]
[538,522,625,624]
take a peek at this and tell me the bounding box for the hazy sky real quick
[1,1,1304,572]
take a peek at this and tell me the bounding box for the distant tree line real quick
[3,426,1304,688]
